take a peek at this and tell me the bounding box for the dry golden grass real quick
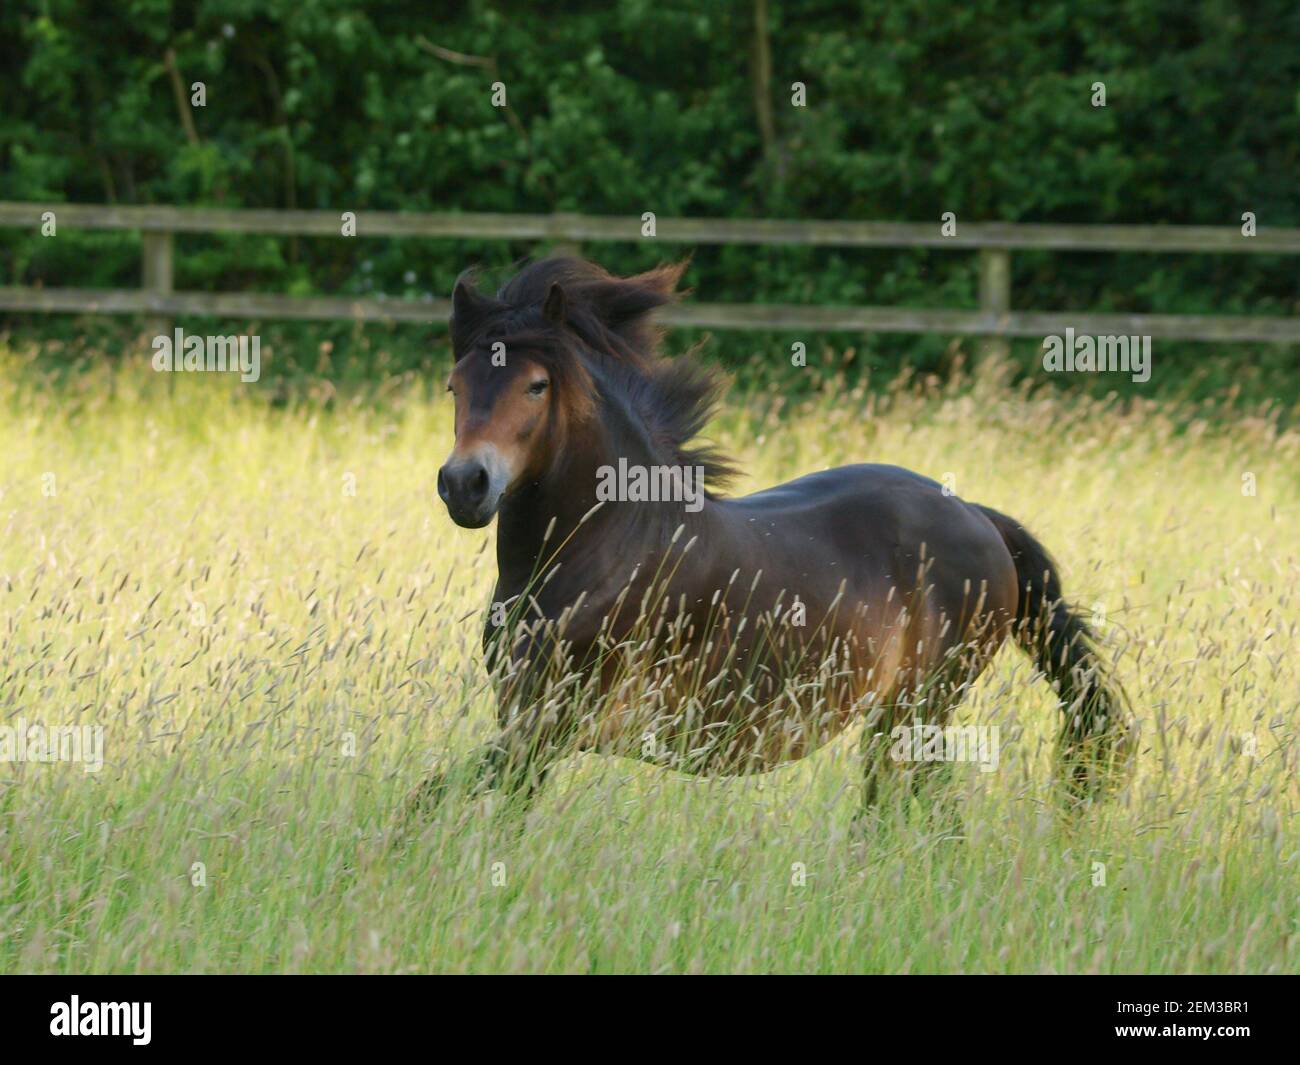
[0,347,1296,972]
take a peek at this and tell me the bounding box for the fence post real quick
[978,247,1010,361]
[142,230,174,340]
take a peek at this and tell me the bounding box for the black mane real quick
[450,256,737,490]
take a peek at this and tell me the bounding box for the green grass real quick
[0,347,1296,973]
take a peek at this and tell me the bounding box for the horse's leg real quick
[904,738,962,837]
[854,696,908,836]
[403,650,587,831]
[856,649,986,834]
[403,725,562,819]
[904,635,1009,835]
[857,712,894,813]
[402,742,511,815]
[904,671,962,796]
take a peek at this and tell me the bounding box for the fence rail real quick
[2,202,1298,343]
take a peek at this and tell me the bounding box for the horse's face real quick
[439,351,554,528]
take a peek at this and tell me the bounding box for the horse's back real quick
[725,463,1007,561]
[728,462,943,509]
[719,461,1018,634]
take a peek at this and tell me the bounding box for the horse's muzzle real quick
[438,454,505,527]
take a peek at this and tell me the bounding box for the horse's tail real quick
[978,505,1133,801]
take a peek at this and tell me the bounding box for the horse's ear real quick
[542,282,567,326]
[588,262,687,350]
[449,275,498,359]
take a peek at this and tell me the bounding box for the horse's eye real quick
[527,380,549,396]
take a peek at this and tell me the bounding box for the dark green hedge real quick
[1,0,1297,403]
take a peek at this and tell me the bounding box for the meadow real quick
[0,345,1296,973]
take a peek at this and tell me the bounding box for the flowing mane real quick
[450,256,738,490]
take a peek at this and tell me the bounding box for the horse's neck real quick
[494,392,708,599]
[494,464,601,594]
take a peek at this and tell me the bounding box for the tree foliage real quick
[1,0,1297,398]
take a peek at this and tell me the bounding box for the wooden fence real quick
[1,202,1298,343]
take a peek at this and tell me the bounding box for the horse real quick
[409,256,1130,822]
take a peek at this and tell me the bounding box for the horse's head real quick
[438,267,591,528]
[438,257,724,528]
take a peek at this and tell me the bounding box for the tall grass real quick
[0,346,1296,973]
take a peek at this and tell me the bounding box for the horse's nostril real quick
[439,461,491,510]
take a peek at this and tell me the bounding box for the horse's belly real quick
[576,633,897,775]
